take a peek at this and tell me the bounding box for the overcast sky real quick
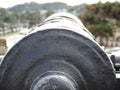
[0,0,120,8]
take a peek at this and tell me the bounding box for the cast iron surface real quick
[0,29,116,90]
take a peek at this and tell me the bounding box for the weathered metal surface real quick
[0,13,116,90]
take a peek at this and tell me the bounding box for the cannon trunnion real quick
[0,13,116,90]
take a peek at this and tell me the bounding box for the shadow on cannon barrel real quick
[0,12,118,90]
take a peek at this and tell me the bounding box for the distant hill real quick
[8,2,70,13]
[68,3,87,15]
[73,3,87,11]
[40,2,70,10]
[8,2,40,13]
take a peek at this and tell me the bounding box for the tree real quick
[26,11,41,28]
[0,8,7,35]
[0,21,5,35]
[3,13,17,32]
[111,2,120,20]
[79,2,115,46]
[45,10,54,18]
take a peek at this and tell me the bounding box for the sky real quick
[0,0,120,8]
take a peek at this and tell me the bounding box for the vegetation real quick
[45,10,55,17]
[8,2,69,13]
[0,2,70,36]
[0,1,120,47]
[79,1,120,46]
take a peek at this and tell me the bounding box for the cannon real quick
[0,13,117,90]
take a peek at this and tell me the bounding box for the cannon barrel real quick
[0,13,116,90]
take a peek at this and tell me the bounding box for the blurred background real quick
[0,0,120,56]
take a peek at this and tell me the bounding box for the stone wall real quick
[0,39,7,55]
